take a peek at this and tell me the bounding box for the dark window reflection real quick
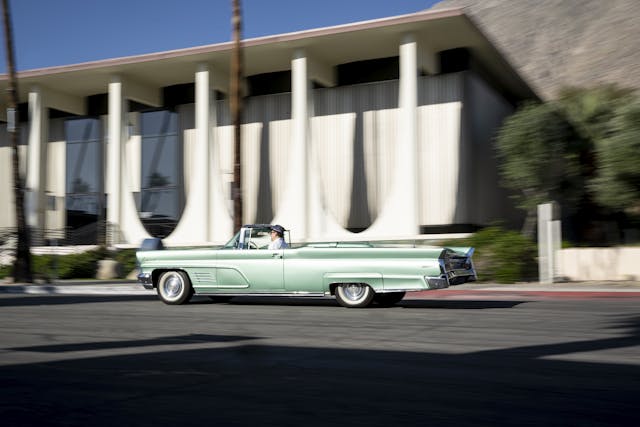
[65,118,104,244]
[140,110,182,237]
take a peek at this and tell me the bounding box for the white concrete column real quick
[207,68,234,242]
[107,77,124,244]
[108,77,151,246]
[398,34,419,233]
[273,49,310,238]
[26,86,48,239]
[363,34,419,237]
[196,66,210,230]
[164,64,232,245]
[164,65,210,244]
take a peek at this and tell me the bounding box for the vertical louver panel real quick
[313,80,398,229]
[418,73,464,226]
[209,74,469,230]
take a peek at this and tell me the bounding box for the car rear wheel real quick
[335,283,374,308]
[157,271,193,305]
[374,292,406,307]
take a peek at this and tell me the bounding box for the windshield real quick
[223,230,241,249]
[222,226,273,249]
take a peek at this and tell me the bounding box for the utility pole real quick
[230,0,243,231]
[1,0,32,283]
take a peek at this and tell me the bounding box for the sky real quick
[0,0,441,72]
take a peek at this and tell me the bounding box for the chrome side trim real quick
[195,291,326,298]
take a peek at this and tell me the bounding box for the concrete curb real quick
[453,281,640,292]
[2,280,640,297]
[0,282,151,296]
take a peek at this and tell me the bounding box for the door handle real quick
[271,252,282,259]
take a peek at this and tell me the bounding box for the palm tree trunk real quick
[1,0,32,282]
[231,0,244,231]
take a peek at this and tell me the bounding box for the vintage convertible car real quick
[137,224,476,308]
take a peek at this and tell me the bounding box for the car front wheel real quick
[334,283,374,308]
[157,270,193,305]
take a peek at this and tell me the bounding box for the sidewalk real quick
[454,280,640,292]
[1,279,640,296]
[405,280,640,300]
[0,280,150,296]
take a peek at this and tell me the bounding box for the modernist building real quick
[0,8,536,247]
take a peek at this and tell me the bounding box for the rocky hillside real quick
[432,0,640,99]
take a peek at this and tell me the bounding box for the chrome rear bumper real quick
[426,275,450,289]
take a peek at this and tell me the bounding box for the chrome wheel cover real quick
[335,283,374,308]
[161,273,184,300]
[342,283,367,301]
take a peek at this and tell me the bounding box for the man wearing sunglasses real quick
[268,224,288,250]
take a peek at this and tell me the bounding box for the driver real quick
[268,225,288,249]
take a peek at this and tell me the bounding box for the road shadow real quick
[0,294,526,310]
[11,334,259,353]
[0,295,156,307]
[2,317,639,426]
[398,299,525,309]
[202,296,524,310]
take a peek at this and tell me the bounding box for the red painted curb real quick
[406,290,640,300]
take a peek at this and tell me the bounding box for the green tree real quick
[557,86,636,189]
[590,100,640,213]
[495,86,640,243]
[495,102,585,236]
[558,85,635,142]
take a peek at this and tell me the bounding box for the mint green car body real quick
[137,224,476,308]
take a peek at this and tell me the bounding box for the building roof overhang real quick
[0,7,537,107]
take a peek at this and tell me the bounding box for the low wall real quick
[557,247,640,281]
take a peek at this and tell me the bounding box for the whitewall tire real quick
[335,283,374,308]
[157,271,193,305]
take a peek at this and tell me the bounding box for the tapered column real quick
[26,86,48,241]
[164,64,232,244]
[273,49,310,238]
[195,65,210,240]
[363,34,419,237]
[107,76,150,245]
[397,34,419,233]
[164,65,210,244]
[206,68,234,242]
[106,77,124,244]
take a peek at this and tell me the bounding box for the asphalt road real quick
[1,293,638,427]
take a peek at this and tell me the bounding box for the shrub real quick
[444,226,538,283]
[0,264,11,279]
[113,248,138,275]
[34,247,109,280]
[1,247,139,281]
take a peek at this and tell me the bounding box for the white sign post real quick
[538,202,562,283]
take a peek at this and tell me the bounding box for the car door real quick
[216,248,285,292]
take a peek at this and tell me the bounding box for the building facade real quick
[0,8,536,247]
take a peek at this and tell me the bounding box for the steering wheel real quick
[248,241,258,250]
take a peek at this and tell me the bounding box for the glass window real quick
[65,118,102,215]
[140,110,181,220]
